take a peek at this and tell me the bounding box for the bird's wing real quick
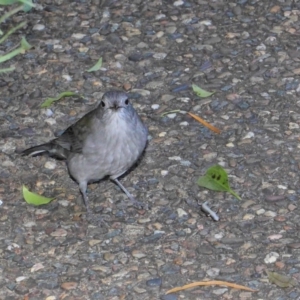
[55,109,97,153]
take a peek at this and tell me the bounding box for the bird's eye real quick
[125,99,129,105]
[101,101,105,107]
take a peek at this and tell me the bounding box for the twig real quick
[201,201,219,221]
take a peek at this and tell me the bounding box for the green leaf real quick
[0,5,23,25]
[19,0,34,11]
[22,185,55,206]
[266,270,298,288]
[0,0,34,10]
[197,165,241,200]
[0,67,15,73]
[192,84,215,98]
[40,91,80,108]
[0,21,27,44]
[86,57,102,72]
[0,0,19,5]
[0,37,32,63]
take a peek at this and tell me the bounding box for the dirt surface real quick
[1,0,300,299]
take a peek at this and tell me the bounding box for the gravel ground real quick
[1,0,300,299]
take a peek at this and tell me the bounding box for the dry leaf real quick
[166,280,258,294]
[266,270,298,288]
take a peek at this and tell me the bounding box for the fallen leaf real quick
[197,165,241,200]
[87,57,103,72]
[22,185,55,206]
[40,91,81,108]
[192,84,215,98]
[266,270,298,288]
[166,280,258,294]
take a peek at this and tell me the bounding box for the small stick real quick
[201,201,219,221]
[188,112,221,134]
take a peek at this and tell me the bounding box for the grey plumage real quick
[22,91,148,221]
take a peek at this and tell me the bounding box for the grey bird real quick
[22,91,148,222]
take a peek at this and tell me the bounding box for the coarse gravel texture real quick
[1,0,300,299]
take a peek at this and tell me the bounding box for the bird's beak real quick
[110,103,120,110]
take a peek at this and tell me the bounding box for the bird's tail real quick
[21,142,69,160]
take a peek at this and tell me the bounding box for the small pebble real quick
[44,161,56,170]
[167,113,177,119]
[177,208,188,217]
[72,33,86,39]
[179,121,189,126]
[206,268,220,277]
[33,24,45,31]
[151,104,160,110]
[264,252,279,264]
[173,0,184,6]
[168,156,181,161]
[146,278,162,287]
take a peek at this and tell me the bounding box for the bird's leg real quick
[79,181,108,226]
[111,178,148,210]
[79,181,91,214]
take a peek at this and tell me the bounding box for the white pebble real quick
[200,20,212,26]
[153,52,167,60]
[167,113,177,119]
[156,14,166,20]
[58,200,70,207]
[214,232,224,239]
[226,142,235,147]
[289,122,299,129]
[168,156,182,161]
[71,33,86,39]
[206,268,220,277]
[173,0,184,6]
[268,234,282,240]
[264,252,279,264]
[180,160,191,166]
[45,118,56,126]
[179,97,190,102]
[203,152,217,160]
[151,104,160,110]
[256,208,265,215]
[179,121,189,126]
[158,132,167,137]
[33,205,49,216]
[243,213,255,220]
[62,75,72,81]
[16,276,27,282]
[242,132,254,139]
[45,109,53,117]
[221,115,229,120]
[44,161,56,170]
[277,185,287,189]
[33,24,45,31]
[264,211,277,217]
[23,221,36,227]
[177,208,188,217]
[161,170,168,176]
